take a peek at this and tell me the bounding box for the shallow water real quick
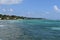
[0,20,60,40]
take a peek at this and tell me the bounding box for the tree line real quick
[0,14,25,20]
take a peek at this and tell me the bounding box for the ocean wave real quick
[0,25,5,27]
[0,39,2,40]
[51,27,60,30]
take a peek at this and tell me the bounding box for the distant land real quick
[0,14,45,20]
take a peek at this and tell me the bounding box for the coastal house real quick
[0,18,1,20]
[6,17,9,20]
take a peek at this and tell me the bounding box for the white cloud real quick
[0,0,23,5]
[9,8,14,12]
[42,11,50,14]
[45,12,50,14]
[2,9,6,12]
[1,8,14,12]
[54,5,59,11]
[53,5,60,12]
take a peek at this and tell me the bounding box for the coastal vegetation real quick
[0,14,25,20]
[0,14,45,20]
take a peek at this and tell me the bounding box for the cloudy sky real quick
[0,0,60,20]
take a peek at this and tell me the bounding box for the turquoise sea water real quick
[0,20,60,40]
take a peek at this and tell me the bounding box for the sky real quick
[0,0,60,20]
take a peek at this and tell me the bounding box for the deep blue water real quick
[0,20,60,40]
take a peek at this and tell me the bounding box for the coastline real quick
[0,14,45,20]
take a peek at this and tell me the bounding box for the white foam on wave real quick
[51,27,60,30]
[7,20,20,23]
[0,25,5,27]
[0,39,2,40]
